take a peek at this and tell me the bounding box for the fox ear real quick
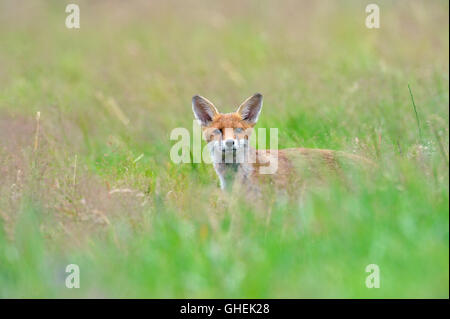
[192,95,219,126]
[236,93,263,125]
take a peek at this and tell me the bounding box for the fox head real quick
[192,93,263,163]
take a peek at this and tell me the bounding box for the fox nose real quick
[224,139,234,148]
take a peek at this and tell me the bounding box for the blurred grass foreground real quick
[0,1,448,298]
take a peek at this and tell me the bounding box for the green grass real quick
[0,0,448,298]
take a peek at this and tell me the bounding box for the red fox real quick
[192,93,372,193]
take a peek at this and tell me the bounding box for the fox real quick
[192,93,372,194]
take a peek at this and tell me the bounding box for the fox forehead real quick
[204,113,253,130]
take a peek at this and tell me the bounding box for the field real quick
[0,0,448,298]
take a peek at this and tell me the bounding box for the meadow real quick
[0,0,448,298]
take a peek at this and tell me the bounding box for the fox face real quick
[192,93,263,163]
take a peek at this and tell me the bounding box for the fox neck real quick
[214,161,253,191]
[213,148,255,191]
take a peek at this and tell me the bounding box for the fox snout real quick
[224,139,235,150]
[212,136,246,155]
[222,138,247,153]
[220,128,245,152]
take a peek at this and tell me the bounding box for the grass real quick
[408,84,423,141]
[0,0,448,298]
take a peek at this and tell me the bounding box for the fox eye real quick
[234,127,244,133]
[213,129,222,135]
